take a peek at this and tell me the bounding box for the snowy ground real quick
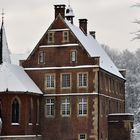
[131,123,140,140]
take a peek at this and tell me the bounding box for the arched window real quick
[29,98,33,124]
[12,98,20,124]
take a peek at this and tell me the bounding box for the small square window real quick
[79,134,87,140]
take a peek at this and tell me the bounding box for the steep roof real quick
[0,62,42,94]
[0,21,11,64]
[0,21,42,94]
[65,19,124,79]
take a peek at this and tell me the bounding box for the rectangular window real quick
[79,134,87,140]
[61,73,71,88]
[38,51,45,64]
[70,50,77,62]
[48,32,54,44]
[61,97,70,116]
[78,97,87,116]
[45,98,55,117]
[45,74,55,89]
[62,31,69,43]
[78,73,88,87]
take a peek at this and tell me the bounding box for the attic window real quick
[48,32,54,44]
[70,50,77,62]
[62,31,69,43]
[38,51,45,64]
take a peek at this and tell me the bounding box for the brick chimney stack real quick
[89,31,96,39]
[54,5,66,19]
[79,19,88,35]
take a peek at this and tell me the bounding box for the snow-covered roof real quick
[0,62,42,94]
[0,22,11,64]
[65,19,124,79]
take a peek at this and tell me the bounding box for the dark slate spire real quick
[0,10,11,64]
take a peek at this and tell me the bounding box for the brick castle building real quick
[0,4,133,140]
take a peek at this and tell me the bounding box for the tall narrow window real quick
[45,74,55,89]
[29,98,33,124]
[78,97,87,116]
[0,99,2,118]
[48,32,54,44]
[78,73,88,87]
[61,73,71,88]
[79,134,87,140]
[45,98,55,117]
[70,50,77,62]
[12,98,20,124]
[61,97,70,116]
[38,51,45,64]
[36,99,39,124]
[62,31,69,43]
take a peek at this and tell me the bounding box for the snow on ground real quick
[131,123,140,140]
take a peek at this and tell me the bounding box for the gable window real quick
[45,74,55,89]
[78,97,87,116]
[45,98,55,117]
[61,97,70,116]
[48,32,54,44]
[38,51,45,64]
[12,98,20,124]
[62,31,69,43]
[79,134,87,140]
[70,50,77,62]
[78,73,88,87]
[61,73,71,88]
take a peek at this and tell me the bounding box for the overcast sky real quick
[0,0,140,53]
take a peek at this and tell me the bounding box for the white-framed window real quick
[61,73,71,88]
[48,32,54,44]
[78,73,88,87]
[45,98,55,117]
[61,97,70,116]
[62,31,69,43]
[78,97,88,116]
[70,50,77,62]
[45,74,55,89]
[38,51,45,64]
[79,134,87,140]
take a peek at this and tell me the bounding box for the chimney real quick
[90,31,96,39]
[54,5,66,19]
[79,19,88,35]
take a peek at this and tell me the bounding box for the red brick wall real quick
[0,93,41,136]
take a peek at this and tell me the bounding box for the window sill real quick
[28,123,33,126]
[11,123,20,126]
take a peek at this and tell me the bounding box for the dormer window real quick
[48,32,54,44]
[70,50,77,62]
[62,31,69,43]
[38,51,45,64]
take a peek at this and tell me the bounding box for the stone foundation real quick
[0,135,42,140]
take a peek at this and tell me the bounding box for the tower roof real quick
[0,20,11,64]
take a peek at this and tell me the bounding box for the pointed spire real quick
[0,9,11,64]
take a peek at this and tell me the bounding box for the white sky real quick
[0,0,140,53]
